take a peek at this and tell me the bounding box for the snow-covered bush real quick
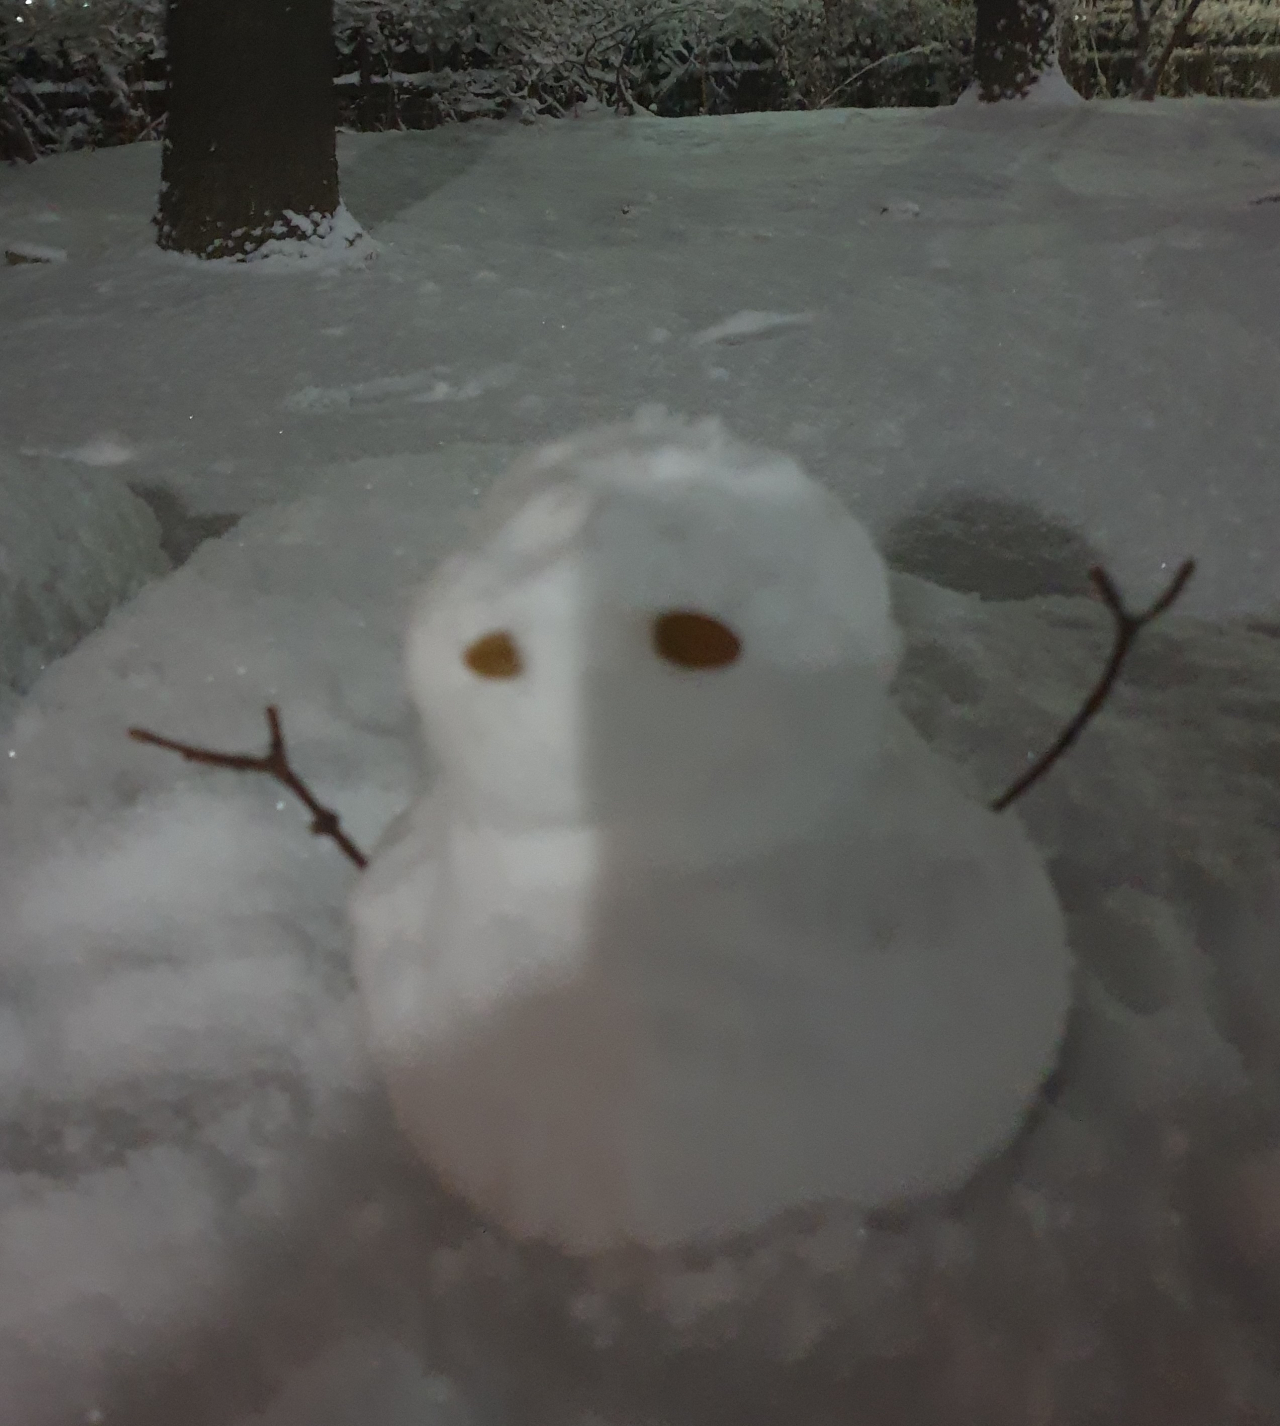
[5,0,1275,158]
[2,0,971,157]
[1,0,163,158]
[1059,0,1280,97]
[333,0,973,119]
[0,452,170,718]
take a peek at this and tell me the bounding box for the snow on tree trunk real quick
[972,0,1061,100]
[156,0,341,260]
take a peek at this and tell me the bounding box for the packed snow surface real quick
[1,97,1280,1425]
[3,99,1279,621]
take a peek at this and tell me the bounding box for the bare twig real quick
[128,706,368,869]
[615,52,640,114]
[133,111,166,143]
[990,558,1196,813]
[819,45,936,108]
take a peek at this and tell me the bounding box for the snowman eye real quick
[464,630,523,679]
[652,610,742,670]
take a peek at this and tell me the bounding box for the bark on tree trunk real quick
[156,0,341,259]
[973,0,1060,100]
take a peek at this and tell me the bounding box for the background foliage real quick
[2,0,1278,160]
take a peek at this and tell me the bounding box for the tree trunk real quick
[156,0,340,259]
[973,0,1060,100]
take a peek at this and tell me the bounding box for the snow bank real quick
[0,451,169,717]
[954,58,1088,107]
[1,443,1279,1423]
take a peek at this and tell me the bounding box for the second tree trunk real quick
[973,0,1059,100]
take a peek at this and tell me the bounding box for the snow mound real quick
[0,450,169,711]
[284,365,518,415]
[58,435,137,468]
[3,242,68,265]
[690,310,815,346]
[158,204,378,273]
[954,59,1088,108]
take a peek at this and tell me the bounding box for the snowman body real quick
[349,413,1073,1255]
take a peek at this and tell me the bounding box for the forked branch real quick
[990,558,1196,812]
[1139,0,1206,98]
[1128,0,1205,99]
[128,706,368,869]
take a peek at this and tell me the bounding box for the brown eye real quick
[652,610,741,670]
[464,630,523,679]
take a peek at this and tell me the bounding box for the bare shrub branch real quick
[1138,0,1206,96]
[991,558,1196,813]
[128,706,368,869]
[818,44,938,108]
[1129,0,1156,93]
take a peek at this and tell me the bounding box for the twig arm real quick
[990,559,1195,813]
[128,705,368,869]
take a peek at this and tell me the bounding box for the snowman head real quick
[406,413,903,863]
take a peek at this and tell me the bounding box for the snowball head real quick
[402,410,903,860]
[349,411,1074,1256]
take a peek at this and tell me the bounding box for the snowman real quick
[348,411,1074,1256]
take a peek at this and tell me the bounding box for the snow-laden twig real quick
[0,91,41,164]
[128,705,368,869]
[818,42,939,107]
[990,558,1196,812]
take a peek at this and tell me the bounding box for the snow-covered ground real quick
[2,96,1280,1426]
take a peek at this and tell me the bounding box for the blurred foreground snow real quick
[1,449,1279,1424]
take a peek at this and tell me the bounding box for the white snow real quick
[1,102,1276,620]
[155,202,379,271]
[1,97,1280,1425]
[284,363,519,414]
[57,434,137,466]
[690,309,816,345]
[954,57,1089,107]
[4,240,69,264]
